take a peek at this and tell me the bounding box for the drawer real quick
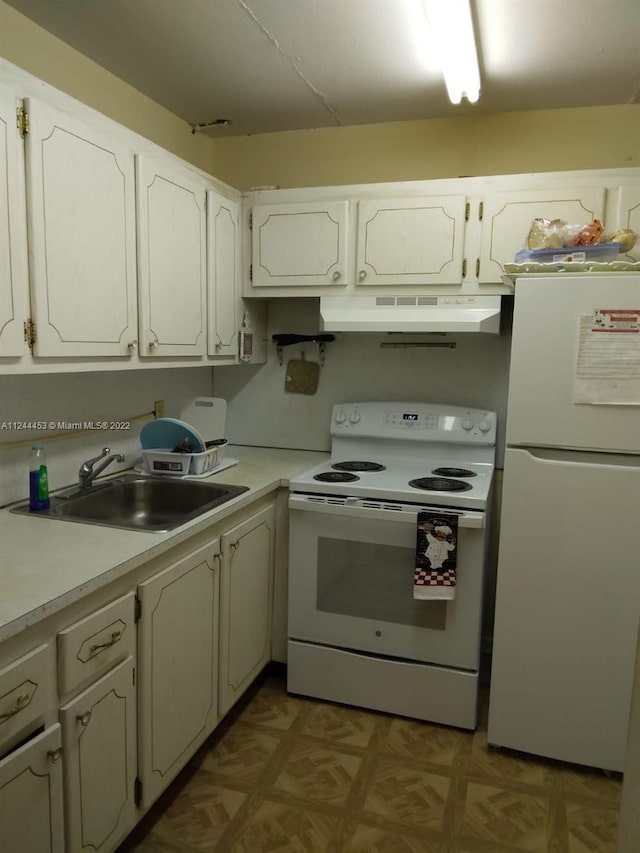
[0,644,50,755]
[58,592,135,697]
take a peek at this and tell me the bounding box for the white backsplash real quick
[214,299,512,466]
[0,368,213,506]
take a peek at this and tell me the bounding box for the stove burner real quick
[332,461,386,473]
[409,476,473,492]
[431,467,477,478]
[314,471,360,483]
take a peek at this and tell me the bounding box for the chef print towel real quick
[413,511,459,600]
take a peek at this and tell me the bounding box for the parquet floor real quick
[120,667,621,852]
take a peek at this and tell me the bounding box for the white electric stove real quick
[287,402,496,730]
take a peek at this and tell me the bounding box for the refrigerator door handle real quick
[511,445,640,469]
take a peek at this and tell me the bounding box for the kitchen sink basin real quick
[11,475,250,532]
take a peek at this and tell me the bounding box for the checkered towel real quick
[413,511,459,601]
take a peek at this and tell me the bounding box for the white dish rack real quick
[141,442,226,476]
[140,397,230,477]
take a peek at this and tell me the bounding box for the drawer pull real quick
[76,711,92,727]
[47,747,63,763]
[89,630,122,655]
[0,693,30,721]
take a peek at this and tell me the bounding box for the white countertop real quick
[0,445,328,644]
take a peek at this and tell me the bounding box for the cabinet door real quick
[356,196,467,285]
[219,505,275,716]
[60,656,136,853]
[136,155,206,356]
[478,186,607,282]
[0,723,65,852]
[207,190,239,359]
[137,541,219,808]
[615,185,640,262]
[24,97,138,357]
[251,201,350,287]
[0,86,29,356]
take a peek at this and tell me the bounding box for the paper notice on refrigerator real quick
[574,310,640,405]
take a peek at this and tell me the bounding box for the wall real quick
[215,299,512,462]
[0,368,212,506]
[208,104,640,190]
[0,1,212,173]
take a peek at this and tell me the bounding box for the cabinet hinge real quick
[134,777,142,808]
[134,596,141,623]
[462,258,467,278]
[24,319,36,348]
[248,212,253,230]
[478,201,484,221]
[249,264,253,282]
[465,202,470,221]
[16,107,29,138]
[475,258,480,278]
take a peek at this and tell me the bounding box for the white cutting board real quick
[181,397,227,442]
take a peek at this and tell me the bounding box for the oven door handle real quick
[288,494,485,528]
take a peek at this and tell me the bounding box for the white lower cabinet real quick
[0,495,281,849]
[0,723,65,852]
[59,656,137,853]
[219,505,275,716]
[137,540,220,808]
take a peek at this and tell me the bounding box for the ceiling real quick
[6,0,640,138]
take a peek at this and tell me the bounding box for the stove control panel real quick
[382,411,438,429]
[331,402,496,444]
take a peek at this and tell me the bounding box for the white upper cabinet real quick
[477,186,607,282]
[0,86,29,356]
[24,97,138,357]
[355,196,467,286]
[251,200,350,287]
[615,185,640,262]
[207,190,239,359]
[136,155,207,357]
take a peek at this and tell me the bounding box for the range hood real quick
[319,295,502,334]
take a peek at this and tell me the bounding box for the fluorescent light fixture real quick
[423,0,481,104]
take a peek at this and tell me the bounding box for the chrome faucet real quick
[79,447,125,489]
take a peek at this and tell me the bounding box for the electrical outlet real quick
[154,400,165,419]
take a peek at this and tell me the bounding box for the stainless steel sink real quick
[11,475,250,532]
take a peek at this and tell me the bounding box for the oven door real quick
[288,493,487,670]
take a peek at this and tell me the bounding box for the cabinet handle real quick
[76,711,92,727]
[332,270,341,281]
[358,269,367,281]
[47,747,63,763]
[230,541,240,552]
[89,630,123,655]
[0,693,30,721]
[149,336,159,350]
[127,340,138,353]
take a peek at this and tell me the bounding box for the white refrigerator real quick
[488,274,640,772]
